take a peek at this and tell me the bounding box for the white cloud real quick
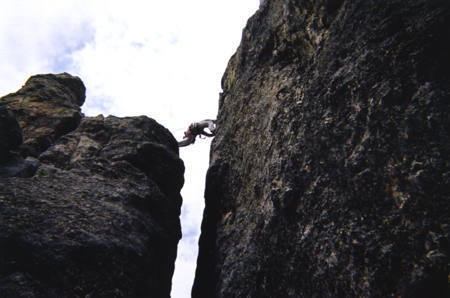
[0,0,95,94]
[0,1,259,297]
[72,1,258,125]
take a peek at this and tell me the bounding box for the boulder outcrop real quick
[0,74,184,297]
[1,73,85,158]
[193,1,449,297]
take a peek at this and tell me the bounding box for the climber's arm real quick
[197,120,216,136]
[178,136,195,147]
[200,130,214,137]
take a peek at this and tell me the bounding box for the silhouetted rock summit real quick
[0,73,184,297]
[194,0,449,297]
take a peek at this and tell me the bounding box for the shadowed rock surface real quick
[193,1,449,297]
[0,103,23,165]
[0,74,184,297]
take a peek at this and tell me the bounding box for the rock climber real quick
[178,119,216,147]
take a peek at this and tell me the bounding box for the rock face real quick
[0,103,22,160]
[193,1,449,297]
[1,73,85,158]
[0,74,184,297]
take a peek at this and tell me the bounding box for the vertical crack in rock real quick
[193,1,449,297]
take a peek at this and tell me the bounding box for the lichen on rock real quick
[1,73,85,158]
[193,1,449,297]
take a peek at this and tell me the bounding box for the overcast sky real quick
[0,1,259,297]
